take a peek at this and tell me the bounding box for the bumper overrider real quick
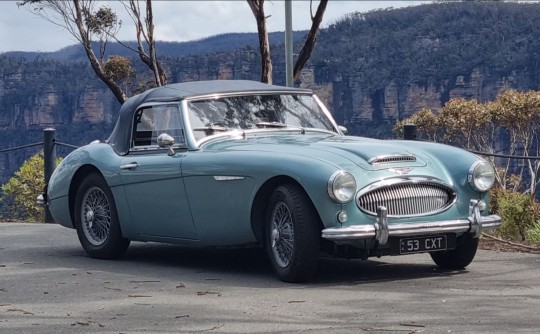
[321,200,501,245]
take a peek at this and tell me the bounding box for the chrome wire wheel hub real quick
[270,202,294,268]
[81,186,111,246]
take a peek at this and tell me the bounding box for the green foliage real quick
[84,6,120,35]
[1,152,61,222]
[394,108,440,141]
[527,221,540,244]
[490,189,540,241]
[104,55,135,83]
[396,90,540,195]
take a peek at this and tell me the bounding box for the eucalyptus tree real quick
[246,0,328,84]
[18,0,165,104]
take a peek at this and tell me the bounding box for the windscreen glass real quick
[187,94,335,140]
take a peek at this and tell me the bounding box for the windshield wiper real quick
[193,125,230,135]
[255,121,288,128]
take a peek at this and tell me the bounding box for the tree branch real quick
[293,0,328,81]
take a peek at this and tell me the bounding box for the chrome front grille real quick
[358,179,455,217]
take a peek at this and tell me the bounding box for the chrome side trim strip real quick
[213,176,245,181]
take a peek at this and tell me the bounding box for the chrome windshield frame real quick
[180,91,344,150]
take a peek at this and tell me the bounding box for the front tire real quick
[430,234,479,269]
[74,173,130,259]
[265,184,320,283]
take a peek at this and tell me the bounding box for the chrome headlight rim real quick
[468,160,495,192]
[328,170,357,204]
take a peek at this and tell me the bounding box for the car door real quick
[120,103,196,241]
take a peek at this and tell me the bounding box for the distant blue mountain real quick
[1,31,308,61]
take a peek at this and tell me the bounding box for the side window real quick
[132,104,185,148]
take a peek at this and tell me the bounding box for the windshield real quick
[187,94,336,140]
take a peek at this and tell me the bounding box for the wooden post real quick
[43,128,56,224]
[403,124,417,140]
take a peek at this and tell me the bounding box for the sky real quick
[0,1,431,53]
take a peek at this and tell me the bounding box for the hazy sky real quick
[0,1,430,53]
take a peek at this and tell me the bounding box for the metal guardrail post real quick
[43,128,56,224]
[403,124,417,140]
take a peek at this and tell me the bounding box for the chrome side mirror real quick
[157,133,175,156]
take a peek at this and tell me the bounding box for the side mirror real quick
[338,125,348,135]
[157,133,176,156]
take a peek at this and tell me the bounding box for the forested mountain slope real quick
[1,1,540,184]
[313,1,540,134]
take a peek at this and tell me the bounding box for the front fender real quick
[48,143,123,228]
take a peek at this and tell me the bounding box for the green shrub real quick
[0,151,61,222]
[490,189,540,241]
[527,221,540,244]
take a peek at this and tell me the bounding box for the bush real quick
[0,151,61,222]
[527,221,540,244]
[490,189,540,241]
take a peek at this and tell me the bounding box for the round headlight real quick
[468,160,495,192]
[328,171,357,203]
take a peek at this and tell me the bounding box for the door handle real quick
[120,162,138,170]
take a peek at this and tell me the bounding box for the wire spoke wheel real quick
[81,186,111,246]
[74,173,130,259]
[265,184,320,283]
[270,202,295,268]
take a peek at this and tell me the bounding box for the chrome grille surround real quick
[368,155,417,165]
[357,177,456,218]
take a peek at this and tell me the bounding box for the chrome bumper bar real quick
[321,200,501,245]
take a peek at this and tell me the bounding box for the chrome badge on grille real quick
[388,167,413,175]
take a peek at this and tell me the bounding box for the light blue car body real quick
[47,80,500,256]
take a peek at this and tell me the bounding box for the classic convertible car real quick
[45,80,501,282]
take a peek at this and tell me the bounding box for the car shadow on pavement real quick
[102,242,470,286]
[313,256,469,285]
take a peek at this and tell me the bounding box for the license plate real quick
[400,235,447,254]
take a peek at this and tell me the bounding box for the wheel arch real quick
[68,164,105,226]
[250,176,323,246]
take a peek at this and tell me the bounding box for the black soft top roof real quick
[107,80,311,155]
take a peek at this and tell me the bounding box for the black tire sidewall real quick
[430,234,479,269]
[74,173,129,259]
[265,184,320,283]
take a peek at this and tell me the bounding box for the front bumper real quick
[321,200,501,245]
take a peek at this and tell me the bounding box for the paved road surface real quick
[1,222,539,333]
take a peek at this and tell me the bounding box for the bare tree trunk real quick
[247,0,272,84]
[293,0,328,81]
[127,0,167,86]
[72,0,127,103]
[145,0,166,85]
[20,0,151,103]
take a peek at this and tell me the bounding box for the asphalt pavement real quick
[1,222,539,333]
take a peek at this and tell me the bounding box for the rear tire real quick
[430,234,478,269]
[74,173,130,259]
[265,184,320,283]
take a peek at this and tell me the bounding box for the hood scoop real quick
[368,154,417,165]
